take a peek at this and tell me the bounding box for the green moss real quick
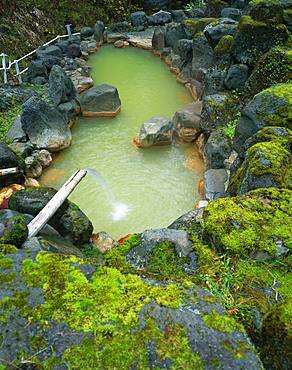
[0,105,22,144]
[0,215,28,247]
[203,188,292,257]
[203,310,244,333]
[0,244,17,254]
[248,0,283,23]
[214,35,234,56]
[0,256,13,270]
[183,18,217,35]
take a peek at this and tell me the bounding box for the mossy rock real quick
[247,0,284,23]
[229,139,292,195]
[245,46,292,97]
[205,0,229,17]
[232,16,289,66]
[243,126,292,151]
[0,249,263,369]
[234,83,292,153]
[203,188,292,258]
[214,35,234,60]
[261,302,292,369]
[0,209,28,247]
[183,18,217,36]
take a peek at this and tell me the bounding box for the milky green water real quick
[41,45,204,239]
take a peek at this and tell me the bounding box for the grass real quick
[0,104,22,144]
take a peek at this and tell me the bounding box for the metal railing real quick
[0,25,80,84]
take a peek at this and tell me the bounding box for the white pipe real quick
[0,167,22,176]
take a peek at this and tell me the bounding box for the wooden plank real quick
[27,169,87,238]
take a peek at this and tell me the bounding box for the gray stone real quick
[147,10,172,26]
[0,85,37,112]
[200,94,230,133]
[79,84,121,116]
[105,33,128,44]
[165,23,188,51]
[137,117,173,147]
[9,142,34,159]
[168,208,204,232]
[108,21,130,33]
[57,101,77,123]
[80,26,94,39]
[0,141,25,188]
[204,66,228,95]
[24,155,43,178]
[23,60,48,84]
[204,129,232,169]
[204,18,237,47]
[7,116,26,142]
[170,9,187,22]
[204,169,229,200]
[176,39,193,61]
[192,34,214,77]
[48,65,76,107]
[66,43,81,58]
[36,45,63,69]
[221,7,243,20]
[173,102,202,142]
[130,11,148,28]
[94,20,105,44]
[224,64,249,91]
[21,96,72,152]
[152,27,165,51]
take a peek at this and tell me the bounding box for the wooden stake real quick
[27,169,87,238]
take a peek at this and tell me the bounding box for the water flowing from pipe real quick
[85,168,130,221]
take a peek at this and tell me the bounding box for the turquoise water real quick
[41,45,204,239]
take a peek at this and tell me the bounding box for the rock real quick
[57,101,77,124]
[94,20,105,45]
[0,184,24,210]
[76,77,94,93]
[232,16,289,67]
[21,96,72,152]
[114,40,126,48]
[176,39,193,61]
[0,141,25,188]
[0,209,28,246]
[173,102,202,142]
[213,34,234,66]
[168,208,204,233]
[106,33,128,44]
[192,33,214,77]
[125,228,196,275]
[204,169,229,200]
[23,60,48,84]
[203,188,292,258]
[36,45,63,70]
[9,142,33,159]
[204,66,228,95]
[130,11,148,28]
[204,18,237,48]
[152,27,165,51]
[56,35,80,54]
[57,203,93,246]
[34,149,52,168]
[204,129,232,169]
[0,247,263,369]
[205,0,229,17]
[147,10,172,26]
[9,187,69,230]
[48,65,76,107]
[7,116,26,142]
[80,26,94,39]
[165,23,188,51]
[79,84,121,117]
[221,7,243,21]
[108,21,130,33]
[233,84,292,153]
[247,0,284,22]
[201,94,232,133]
[0,85,37,112]
[24,155,43,178]
[24,178,40,187]
[136,117,173,148]
[66,43,82,58]
[170,9,187,23]
[184,8,205,18]
[92,231,118,252]
[224,64,249,91]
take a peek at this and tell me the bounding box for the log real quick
[0,167,22,176]
[27,169,87,238]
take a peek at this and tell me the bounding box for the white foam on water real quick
[111,202,130,221]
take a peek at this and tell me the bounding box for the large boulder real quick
[0,248,263,369]
[165,23,188,51]
[147,10,172,26]
[221,7,243,21]
[0,209,28,247]
[130,11,148,28]
[173,102,202,142]
[170,9,187,23]
[79,84,121,117]
[192,33,214,78]
[233,84,292,153]
[152,27,165,51]
[232,16,289,67]
[136,117,173,148]
[36,45,63,70]
[0,141,25,188]
[94,20,105,45]
[48,65,76,107]
[247,0,284,23]
[204,128,232,169]
[204,18,237,47]
[21,96,72,152]
[23,60,48,85]
[224,63,249,91]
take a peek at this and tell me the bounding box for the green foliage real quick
[224,112,241,140]
[0,105,22,144]
[184,0,206,10]
[0,215,28,247]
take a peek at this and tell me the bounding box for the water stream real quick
[41,45,204,238]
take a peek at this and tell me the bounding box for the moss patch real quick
[183,18,217,35]
[203,310,244,333]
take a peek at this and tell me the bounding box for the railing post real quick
[1,53,8,84]
[65,24,72,37]
[15,60,22,84]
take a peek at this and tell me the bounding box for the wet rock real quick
[57,101,77,123]
[147,10,172,26]
[0,141,25,188]
[168,208,204,233]
[80,26,94,39]
[130,11,148,28]
[92,231,118,252]
[173,102,202,142]
[0,209,28,246]
[204,128,232,169]
[204,18,237,47]
[136,117,173,148]
[224,63,249,91]
[114,40,127,48]
[221,7,243,21]
[34,149,52,168]
[21,96,72,152]
[24,155,43,178]
[152,27,165,51]
[94,20,105,45]
[204,169,228,200]
[79,84,121,117]
[48,65,76,107]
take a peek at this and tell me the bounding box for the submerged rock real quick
[21,96,72,152]
[136,117,173,148]
[79,84,121,117]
